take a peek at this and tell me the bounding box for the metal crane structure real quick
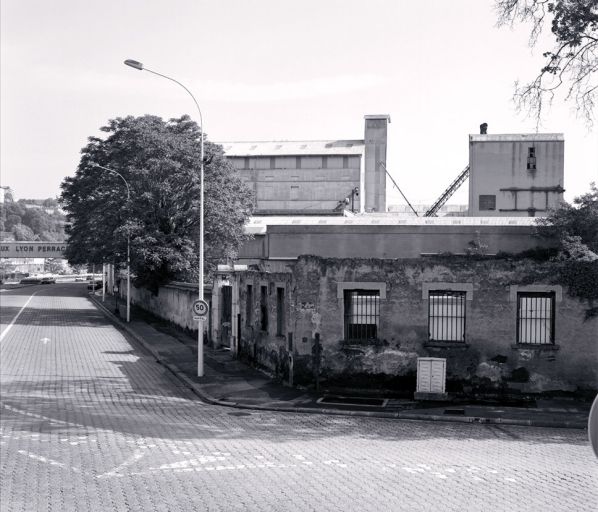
[379,162,419,216]
[424,165,470,217]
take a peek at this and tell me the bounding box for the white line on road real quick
[0,291,39,342]
[17,450,80,472]
[97,450,146,478]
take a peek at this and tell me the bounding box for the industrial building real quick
[221,115,390,215]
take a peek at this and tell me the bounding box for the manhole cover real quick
[317,396,388,407]
[227,411,252,417]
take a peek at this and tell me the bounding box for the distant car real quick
[74,277,85,282]
[40,276,56,284]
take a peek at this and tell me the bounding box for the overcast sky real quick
[1,0,597,207]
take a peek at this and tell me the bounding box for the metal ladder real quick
[424,165,470,217]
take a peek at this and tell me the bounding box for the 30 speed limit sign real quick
[192,299,209,319]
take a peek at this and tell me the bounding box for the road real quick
[1,283,596,512]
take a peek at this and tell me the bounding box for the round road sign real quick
[192,299,209,317]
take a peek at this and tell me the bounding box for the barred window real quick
[517,292,555,344]
[428,291,466,342]
[344,290,380,343]
[479,194,496,211]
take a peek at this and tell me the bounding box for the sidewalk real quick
[90,293,592,429]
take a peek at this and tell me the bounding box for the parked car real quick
[20,277,41,284]
[40,276,56,284]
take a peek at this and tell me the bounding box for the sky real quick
[1,0,597,207]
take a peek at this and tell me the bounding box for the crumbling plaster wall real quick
[288,256,597,394]
[237,271,293,374]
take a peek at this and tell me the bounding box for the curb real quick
[88,294,588,430]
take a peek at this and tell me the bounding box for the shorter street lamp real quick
[91,163,131,323]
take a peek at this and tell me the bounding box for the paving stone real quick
[1,284,597,511]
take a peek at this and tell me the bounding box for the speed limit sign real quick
[192,299,209,318]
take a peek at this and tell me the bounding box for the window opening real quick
[343,290,380,343]
[428,291,466,342]
[246,284,253,326]
[527,146,537,170]
[479,195,496,211]
[260,286,268,332]
[276,287,285,336]
[517,292,555,344]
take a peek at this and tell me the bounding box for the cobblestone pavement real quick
[1,284,597,512]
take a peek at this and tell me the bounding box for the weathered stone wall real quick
[236,272,293,376]
[284,256,597,394]
[130,282,212,338]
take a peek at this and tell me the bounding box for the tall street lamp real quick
[124,59,206,377]
[91,164,131,323]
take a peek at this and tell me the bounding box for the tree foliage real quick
[60,115,254,292]
[0,197,65,240]
[496,0,598,126]
[536,182,598,317]
[536,181,598,253]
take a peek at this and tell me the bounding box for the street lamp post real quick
[124,59,205,377]
[91,164,131,323]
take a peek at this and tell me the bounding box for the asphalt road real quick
[1,283,597,512]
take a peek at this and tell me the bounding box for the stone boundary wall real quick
[130,281,212,334]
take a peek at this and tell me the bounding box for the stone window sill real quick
[424,342,470,349]
[511,343,560,351]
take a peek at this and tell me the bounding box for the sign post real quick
[192,299,209,375]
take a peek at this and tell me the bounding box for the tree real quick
[536,181,598,253]
[60,115,254,292]
[537,182,598,317]
[12,224,36,241]
[496,0,598,126]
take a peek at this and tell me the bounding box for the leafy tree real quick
[536,181,598,253]
[537,182,598,317]
[12,224,35,241]
[61,114,254,292]
[496,0,598,126]
[44,258,64,274]
[42,198,59,208]
[0,199,65,238]
[5,214,22,231]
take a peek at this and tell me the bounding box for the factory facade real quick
[221,115,390,215]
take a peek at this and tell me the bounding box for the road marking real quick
[17,450,80,472]
[41,337,51,344]
[98,450,146,478]
[0,291,39,342]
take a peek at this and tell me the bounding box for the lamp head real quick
[124,59,144,71]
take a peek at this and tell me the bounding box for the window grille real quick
[428,291,466,342]
[479,194,496,211]
[517,292,555,344]
[343,290,380,343]
[276,287,285,336]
